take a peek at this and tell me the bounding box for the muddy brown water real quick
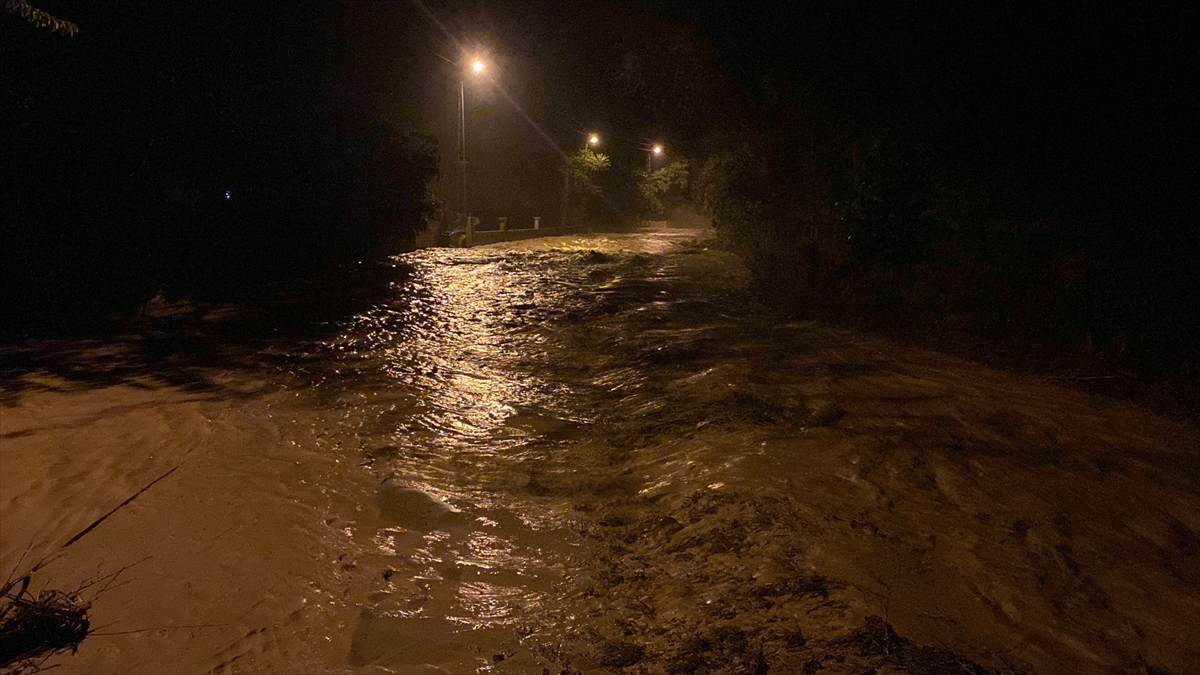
[2,227,1198,674]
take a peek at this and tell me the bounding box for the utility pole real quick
[562,167,570,229]
[453,58,485,244]
[565,134,601,230]
[458,79,469,241]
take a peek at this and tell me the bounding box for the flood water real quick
[2,226,1199,674]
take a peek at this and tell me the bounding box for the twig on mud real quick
[865,570,900,656]
[90,623,226,637]
[73,556,151,596]
[28,553,64,576]
[62,464,184,548]
[3,544,34,591]
[1,555,153,672]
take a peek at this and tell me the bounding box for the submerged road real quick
[2,226,1198,674]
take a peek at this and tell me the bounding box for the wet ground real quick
[2,226,1198,674]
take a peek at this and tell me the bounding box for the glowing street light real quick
[648,143,664,170]
[588,134,600,148]
[472,59,484,73]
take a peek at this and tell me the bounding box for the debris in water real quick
[0,574,91,673]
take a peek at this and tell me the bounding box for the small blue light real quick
[224,190,232,200]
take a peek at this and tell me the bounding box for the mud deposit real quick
[2,226,1198,674]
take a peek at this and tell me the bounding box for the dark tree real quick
[1,2,440,329]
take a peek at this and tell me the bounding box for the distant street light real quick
[472,59,484,73]
[589,134,600,148]
[648,143,664,171]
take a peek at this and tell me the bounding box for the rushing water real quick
[2,226,1199,675]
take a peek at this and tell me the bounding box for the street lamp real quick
[565,132,601,228]
[648,143,663,171]
[457,56,486,242]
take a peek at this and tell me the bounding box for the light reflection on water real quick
[343,251,578,453]
[315,230,750,668]
[451,581,535,626]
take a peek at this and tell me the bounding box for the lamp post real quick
[648,143,663,171]
[564,132,601,229]
[640,144,665,226]
[458,58,485,243]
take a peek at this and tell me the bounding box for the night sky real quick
[7,1,1193,227]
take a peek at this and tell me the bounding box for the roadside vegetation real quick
[567,147,613,229]
[614,10,1198,417]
